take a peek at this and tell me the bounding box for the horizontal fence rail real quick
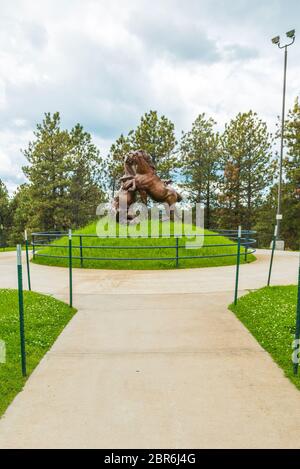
[30,230,256,265]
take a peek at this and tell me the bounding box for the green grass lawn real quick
[32,219,256,270]
[0,246,25,253]
[229,285,300,389]
[0,289,76,417]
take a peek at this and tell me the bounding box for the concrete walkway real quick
[0,249,299,448]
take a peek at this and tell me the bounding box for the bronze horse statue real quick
[122,150,182,216]
[112,151,147,221]
[112,150,182,223]
[111,183,137,222]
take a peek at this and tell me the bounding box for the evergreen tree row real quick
[0,99,299,249]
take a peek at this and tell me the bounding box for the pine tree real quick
[22,112,105,232]
[106,133,133,196]
[8,184,34,245]
[106,111,177,196]
[218,111,274,230]
[68,124,105,228]
[255,180,299,250]
[254,98,300,249]
[284,97,300,187]
[133,110,177,179]
[180,114,219,228]
[0,179,10,246]
[281,97,300,249]
[22,112,71,231]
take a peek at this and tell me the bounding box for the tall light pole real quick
[271,29,295,247]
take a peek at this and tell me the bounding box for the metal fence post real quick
[175,237,179,268]
[68,229,73,308]
[234,226,242,305]
[293,254,300,375]
[267,225,278,287]
[32,233,35,259]
[244,230,248,262]
[79,235,83,268]
[17,244,27,377]
[24,230,31,291]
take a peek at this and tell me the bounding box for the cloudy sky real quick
[0,0,299,193]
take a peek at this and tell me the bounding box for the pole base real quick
[274,239,285,251]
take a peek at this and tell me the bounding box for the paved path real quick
[0,249,299,448]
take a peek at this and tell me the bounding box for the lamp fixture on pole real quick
[271,29,296,248]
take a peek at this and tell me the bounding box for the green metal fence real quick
[29,228,256,306]
[30,229,256,265]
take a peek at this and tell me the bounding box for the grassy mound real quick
[229,285,300,390]
[0,289,76,416]
[32,219,255,270]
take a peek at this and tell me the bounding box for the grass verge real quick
[0,246,25,253]
[0,289,76,417]
[229,285,300,389]
[32,219,256,270]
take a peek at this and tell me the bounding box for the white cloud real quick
[0,0,299,194]
[0,127,33,193]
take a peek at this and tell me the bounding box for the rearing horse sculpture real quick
[122,150,182,217]
[112,151,148,221]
